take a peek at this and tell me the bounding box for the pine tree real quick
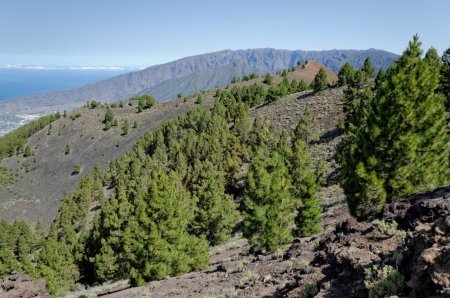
[374,36,449,198]
[424,47,442,68]
[103,107,115,130]
[126,169,209,285]
[36,239,79,295]
[362,57,375,78]
[440,47,450,107]
[243,149,295,252]
[263,73,273,85]
[375,68,386,89]
[190,163,238,245]
[137,98,145,112]
[315,157,327,187]
[294,107,320,144]
[311,68,328,93]
[233,102,250,142]
[290,140,322,236]
[338,35,450,219]
[298,79,309,91]
[122,119,129,136]
[337,63,355,86]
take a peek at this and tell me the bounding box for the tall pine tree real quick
[338,35,450,219]
[337,63,355,86]
[290,140,322,236]
[243,149,295,252]
[362,57,375,78]
[311,68,328,93]
[441,47,450,107]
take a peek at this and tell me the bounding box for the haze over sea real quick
[0,66,139,135]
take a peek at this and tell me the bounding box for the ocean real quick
[0,67,136,135]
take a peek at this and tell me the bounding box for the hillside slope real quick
[62,85,448,298]
[0,62,336,225]
[0,95,214,225]
[0,48,396,116]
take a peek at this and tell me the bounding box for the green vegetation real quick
[134,95,157,112]
[121,119,129,136]
[364,265,404,298]
[23,145,32,157]
[263,73,273,85]
[242,73,258,81]
[440,46,450,107]
[243,150,295,252]
[0,67,323,294]
[103,107,116,130]
[0,167,14,186]
[89,100,100,109]
[0,113,60,161]
[299,283,318,298]
[371,219,406,239]
[311,68,328,93]
[362,57,375,78]
[65,144,70,155]
[315,158,326,187]
[47,122,52,135]
[239,270,259,286]
[0,220,78,296]
[69,112,81,121]
[73,164,81,175]
[291,140,322,237]
[337,62,355,86]
[294,107,320,144]
[337,35,449,219]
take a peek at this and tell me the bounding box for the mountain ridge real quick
[0,48,397,116]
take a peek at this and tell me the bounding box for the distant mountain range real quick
[0,48,398,114]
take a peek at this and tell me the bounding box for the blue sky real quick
[1,0,449,67]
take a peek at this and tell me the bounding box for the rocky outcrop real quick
[386,187,450,297]
[0,271,49,298]
[288,187,450,298]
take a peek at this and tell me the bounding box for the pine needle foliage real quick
[338,35,450,219]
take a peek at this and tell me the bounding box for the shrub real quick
[90,100,99,109]
[23,145,32,157]
[0,167,14,186]
[298,283,318,298]
[73,164,81,175]
[69,113,81,121]
[371,220,405,239]
[364,265,404,298]
[239,270,259,286]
